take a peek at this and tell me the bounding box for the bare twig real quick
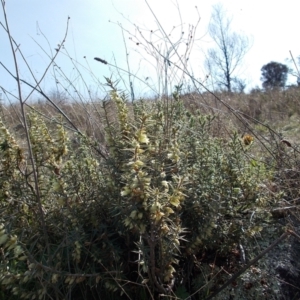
[1,0,50,256]
[289,50,300,79]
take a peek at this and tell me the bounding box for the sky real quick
[0,0,299,102]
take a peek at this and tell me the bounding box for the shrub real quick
[0,82,280,299]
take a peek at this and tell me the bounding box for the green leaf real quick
[175,285,190,300]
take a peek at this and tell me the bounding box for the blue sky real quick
[0,0,299,101]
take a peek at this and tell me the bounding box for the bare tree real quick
[205,4,251,92]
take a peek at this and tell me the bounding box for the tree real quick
[205,4,251,92]
[260,61,288,89]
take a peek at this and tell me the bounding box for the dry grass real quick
[2,86,300,137]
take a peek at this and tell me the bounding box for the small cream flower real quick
[137,129,149,144]
[170,195,180,207]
